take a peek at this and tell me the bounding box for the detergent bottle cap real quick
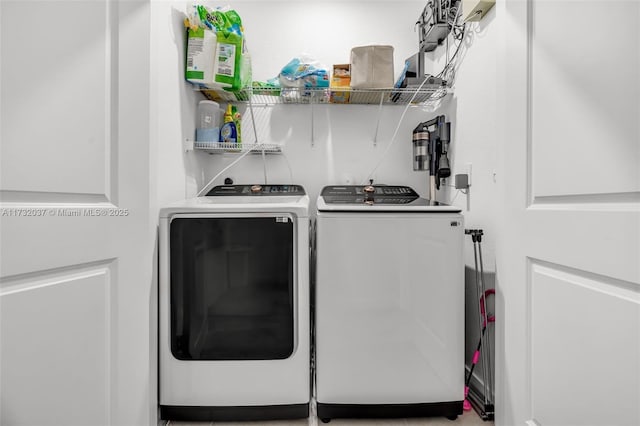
[224,104,233,123]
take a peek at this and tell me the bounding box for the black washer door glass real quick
[170,216,294,360]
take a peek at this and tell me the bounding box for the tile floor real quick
[165,407,491,426]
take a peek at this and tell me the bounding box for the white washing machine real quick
[315,185,464,422]
[159,184,310,421]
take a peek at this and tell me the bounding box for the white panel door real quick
[0,1,152,425]
[497,1,640,426]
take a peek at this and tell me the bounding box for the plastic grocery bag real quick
[278,54,329,89]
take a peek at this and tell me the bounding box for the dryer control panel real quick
[206,185,306,196]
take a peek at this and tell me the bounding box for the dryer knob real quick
[363,185,375,193]
[251,185,263,193]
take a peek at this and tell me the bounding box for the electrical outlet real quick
[455,174,469,189]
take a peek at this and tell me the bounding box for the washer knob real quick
[363,185,375,193]
[250,185,263,193]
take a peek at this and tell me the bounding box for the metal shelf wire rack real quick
[193,141,282,154]
[199,85,449,106]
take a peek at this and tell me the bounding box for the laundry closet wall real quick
[151,0,501,401]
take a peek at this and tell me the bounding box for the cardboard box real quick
[330,64,351,104]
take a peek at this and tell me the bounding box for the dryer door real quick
[169,214,295,360]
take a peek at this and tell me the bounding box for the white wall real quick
[429,8,500,270]
[153,0,444,209]
[425,6,500,399]
[152,0,499,227]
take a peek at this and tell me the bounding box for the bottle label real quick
[186,27,216,83]
[220,123,236,143]
[215,43,236,78]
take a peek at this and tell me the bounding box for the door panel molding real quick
[0,259,117,425]
[525,258,534,424]
[526,212,639,286]
[527,0,640,204]
[529,259,640,426]
[525,0,534,208]
[0,0,118,203]
[0,190,111,205]
[107,0,119,206]
[0,258,117,291]
[529,258,640,306]
[530,191,640,210]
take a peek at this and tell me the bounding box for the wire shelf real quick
[193,141,283,154]
[200,85,449,106]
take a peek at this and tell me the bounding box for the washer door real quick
[170,215,294,360]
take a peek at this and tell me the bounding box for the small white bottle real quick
[196,100,220,143]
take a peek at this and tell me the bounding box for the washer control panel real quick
[321,185,419,204]
[206,185,306,196]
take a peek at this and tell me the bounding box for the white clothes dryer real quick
[159,185,310,421]
[314,185,464,422]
